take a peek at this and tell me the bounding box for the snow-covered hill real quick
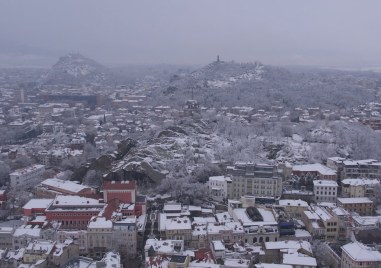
[40,53,111,85]
[153,60,378,110]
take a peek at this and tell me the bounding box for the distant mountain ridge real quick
[40,53,111,85]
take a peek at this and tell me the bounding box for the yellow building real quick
[341,178,379,198]
[337,197,373,216]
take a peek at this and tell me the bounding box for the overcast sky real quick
[1,0,381,68]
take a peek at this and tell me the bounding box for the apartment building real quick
[226,162,283,199]
[55,230,87,255]
[278,199,310,219]
[87,217,113,260]
[313,180,338,202]
[10,164,45,190]
[341,242,381,268]
[341,178,379,198]
[302,205,340,240]
[159,215,192,247]
[292,163,337,180]
[327,157,381,179]
[0,227,14,249]
[112,216,137,260]
[337,197,374,216]
[208,175,232,201]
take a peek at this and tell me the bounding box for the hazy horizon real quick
[1,0,381,69]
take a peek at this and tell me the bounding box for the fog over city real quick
[1,0,381,68]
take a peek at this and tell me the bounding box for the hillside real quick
[40,53,111,85]
[150,60,380,110]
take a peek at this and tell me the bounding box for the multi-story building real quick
[302,205,340,240]
[0,248,25,268]
[278,199,310,219]
[327,157,381,179]
[56,230,87,255]
[229,199,279,243]
[144,238,184,259]
[102,180,136,203]
[341,241,381,268]
[102,180,146,216]
[337,197,373,216]
[226,163,283,199]
[206,221,244,245]
[9,164,45,190]
[22,240,55,266]
[0,227,14,249]
[263,240,314,264]
[292,163,337,180]
[112,216,137,260]
[12,225,42,250]
[208,176,232,201]
[45,196,105,230]
[341,178,379,198]
[87,217,113,260]
[159,215,192,247]
[313,180,338,202]
[51,239,80,267]
[23,199,54,217]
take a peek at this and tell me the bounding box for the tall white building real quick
[313,180,338,203]
[208,176,232,201]
[112,216,137,260]
[87,217,113,260]
[10,164,45,190]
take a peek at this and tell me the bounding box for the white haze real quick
[0,0,381,68]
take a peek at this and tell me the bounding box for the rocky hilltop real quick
[152,60,378,110]
[40,53,110,85]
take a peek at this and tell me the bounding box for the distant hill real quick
[40,53,111,85]
[150,60,380,110]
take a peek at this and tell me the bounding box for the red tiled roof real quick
[102,180,136,190]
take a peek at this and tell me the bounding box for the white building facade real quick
[313,180,338,203]
[10,164,45,190]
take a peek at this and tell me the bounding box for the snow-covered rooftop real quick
[279,199,308,207]
[52,195,101,207]
[282,253,317,267]
[209,175,232,182]
[313,180,338,187]
[255,264,292,268]
[88,217,112,229]
[341,241,381,262]
[293,163,336,176]
[23,199,53,210]
[145,238,183,255]
[13,225,41,237]
[211,240,225,251]
[337,197,373,204]
[265,240,312,254]
[40,178,90,194]
[342,178,380,187]
[233,207,277,226]
[10,164,45,176]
